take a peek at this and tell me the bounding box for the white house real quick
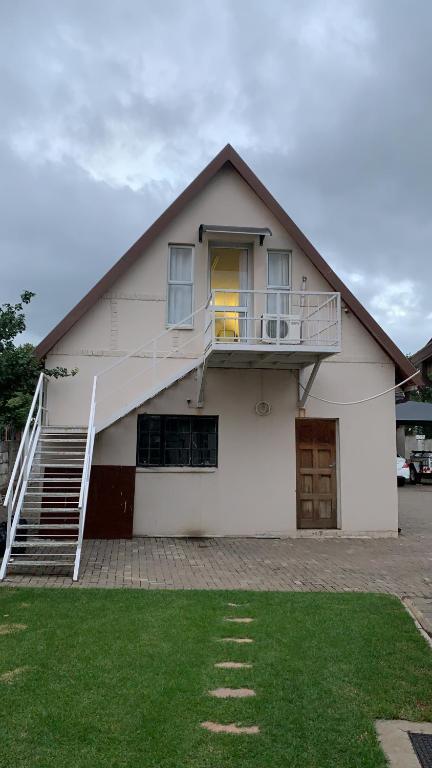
[1,145,419,580]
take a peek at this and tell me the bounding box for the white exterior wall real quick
[44,164,399,536]
[92,351,397,537]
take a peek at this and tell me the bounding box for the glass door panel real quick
[210,248,249,341]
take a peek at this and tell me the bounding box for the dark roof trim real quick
[35,143,419,385]
[411,338,432,367]
[198,224,272,245]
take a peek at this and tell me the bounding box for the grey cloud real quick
[0,0,431,353]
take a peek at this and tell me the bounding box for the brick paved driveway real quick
[3,484,432,595]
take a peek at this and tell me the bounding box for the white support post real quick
[298,359,321,409]
[211,290,216,345]
[196,361,206,408]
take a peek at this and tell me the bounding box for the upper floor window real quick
[267,250,291,314]
[168,246,194,326]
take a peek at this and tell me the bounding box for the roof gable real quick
[36,144,417,384]
[412,338,432,366]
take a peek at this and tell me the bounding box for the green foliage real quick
[411,385,432,404]
[0,292,77,431]
[0,291,35,352]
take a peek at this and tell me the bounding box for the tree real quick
[0,291,76,431]
[405,354,432,439]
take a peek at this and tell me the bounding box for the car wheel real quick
[397,477,405,487]
[410,467,417,484]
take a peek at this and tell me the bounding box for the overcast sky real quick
[1,0,431,354]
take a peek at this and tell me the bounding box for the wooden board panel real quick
[296,419,337,529]
[84,465,135,539]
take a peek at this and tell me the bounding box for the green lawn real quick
[0,589,432,767]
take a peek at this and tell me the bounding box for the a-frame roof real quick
[36,144,418,385]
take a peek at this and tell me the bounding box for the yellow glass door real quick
[210,248,249,341]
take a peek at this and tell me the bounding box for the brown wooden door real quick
[296,419,337,529]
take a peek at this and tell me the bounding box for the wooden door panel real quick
[317,475,331,494]
[300,449,313,468]
[318,448,331,468]
[318,499,333,519]
[296,419,337,529]
[301,474,314,494]
[300,500,314,519]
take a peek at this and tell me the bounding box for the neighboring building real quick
[1,145,419,579]
[411,338,432,383]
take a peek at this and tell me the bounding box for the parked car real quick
[408,450,432,484]
[397,455,410,486]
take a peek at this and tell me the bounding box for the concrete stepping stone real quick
[0,667,29,683]
[209,687,255,698]
[227,602,248,607]
[220,637,253,643]
[224,617,254,623]
[215,661,252,669]
[201,721,260,735]
[0,624,27,636]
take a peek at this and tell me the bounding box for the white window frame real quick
[167,244,195,329]
[266,249,292,314]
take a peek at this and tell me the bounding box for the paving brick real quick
[2,486,432,597]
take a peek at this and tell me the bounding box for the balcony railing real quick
[205,290,341,351]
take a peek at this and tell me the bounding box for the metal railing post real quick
[74,376,97,581]
[5,496,12,556]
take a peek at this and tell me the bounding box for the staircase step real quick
[39,437,87,441]
[42,424,87,433]
[32,464,84,469]
[17,523,79,529]
[22,505,79,510]
[25,491,80,499]
[34,451,85,456]
[8,562,74,568]
[12,540,78,547]
[28,479,82,484]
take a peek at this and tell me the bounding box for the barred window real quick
[137,415,218,467]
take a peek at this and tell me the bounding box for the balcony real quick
[204,289,341,369]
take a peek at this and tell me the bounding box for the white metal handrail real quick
[93,301,211,431]
[96,300,210,379]
[73,376,97,581]
[0,372,45,580]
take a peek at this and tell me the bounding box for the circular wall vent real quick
[255,401,272,416]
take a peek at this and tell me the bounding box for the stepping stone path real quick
[202,602,259,737]
[209,687,255,698]
[201,721,260,735]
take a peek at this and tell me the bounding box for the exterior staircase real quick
[1,304,205,581]
[1,373,95,582]
[7,426,87,574]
